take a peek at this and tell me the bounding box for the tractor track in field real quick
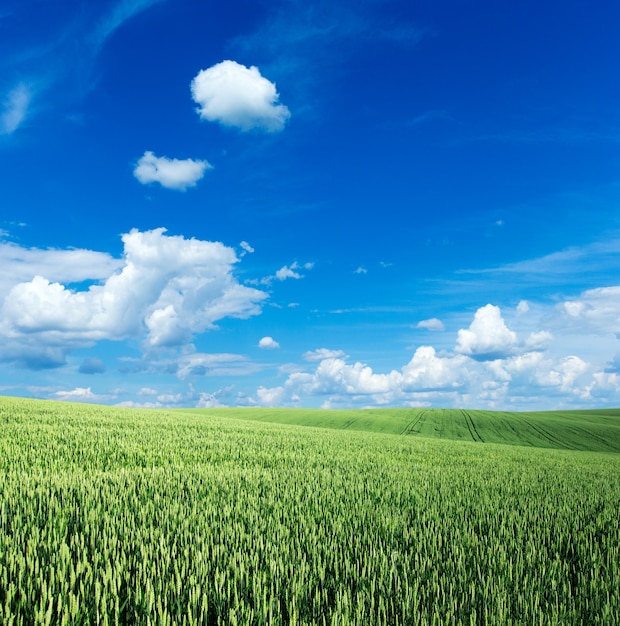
[461,409,484,442]
[516,413,569,449]
[401,409,427,435]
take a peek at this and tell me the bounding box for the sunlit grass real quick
[180,406,620,452]
[1,396,619,624]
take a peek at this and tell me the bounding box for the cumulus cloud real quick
[354,267,367,275]
[191,60,290,132]
[258,336,280,350]
[133,151,212,191]
[254,344,602,409]
[303,348,347,362]
[416,317,445,331]
[0,228,268,367]
[1,83,31,135]
[257,348,470,407]
[401,347,469,391]
[560,286,620,333]
[455,304,518,360]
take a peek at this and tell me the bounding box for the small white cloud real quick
[252,261,312,286]
[416,317,445,331]
[525,330,553,351]
[53,387,102,403]
[259,336,280,350]
[191,60,290,132]
[455,304,518,360]
[516,300,529,315]
[275,264,302,281]
[1,83,31,135]
[133,151,212,191]
[240,241,254,254]
[354,266,367,275]
[303,348,348,362]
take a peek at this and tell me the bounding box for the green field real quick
[179,407,620,452]
[1,396,619,625]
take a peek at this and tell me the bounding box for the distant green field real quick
[179,407,620,452]
[1,396,619,625]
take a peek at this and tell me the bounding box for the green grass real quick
[1,396,619,625]
[179,407,620,452]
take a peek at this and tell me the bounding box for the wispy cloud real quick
[90,0,166,50]
[1,0,167,131]
[1,83,31,135]
[471,126,620,145]
[459,238,620,280]
[230,0,425,100]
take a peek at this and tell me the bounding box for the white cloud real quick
[176,352,255,379]
[0,228,268,367]
[116,400,163,409]
[240,241,255,255]
[53,387,107,403]
[354,266,367,275]
[401,347,469,391]
[416,317,445,331]
[455,304,518,360]
[133,151,212,191]
[275,264,302,281]
[524,330,553,351]
[252,261,312,286]
[559,286,620,333]
[191,60,290,132]
[258,336,280,350]
[254,344,604,410]
[0,240,122,297]
[516,300,530,315]
[303,348,347,362]
[1,83,31,135]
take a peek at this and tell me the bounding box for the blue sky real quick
[1,0,619,410]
